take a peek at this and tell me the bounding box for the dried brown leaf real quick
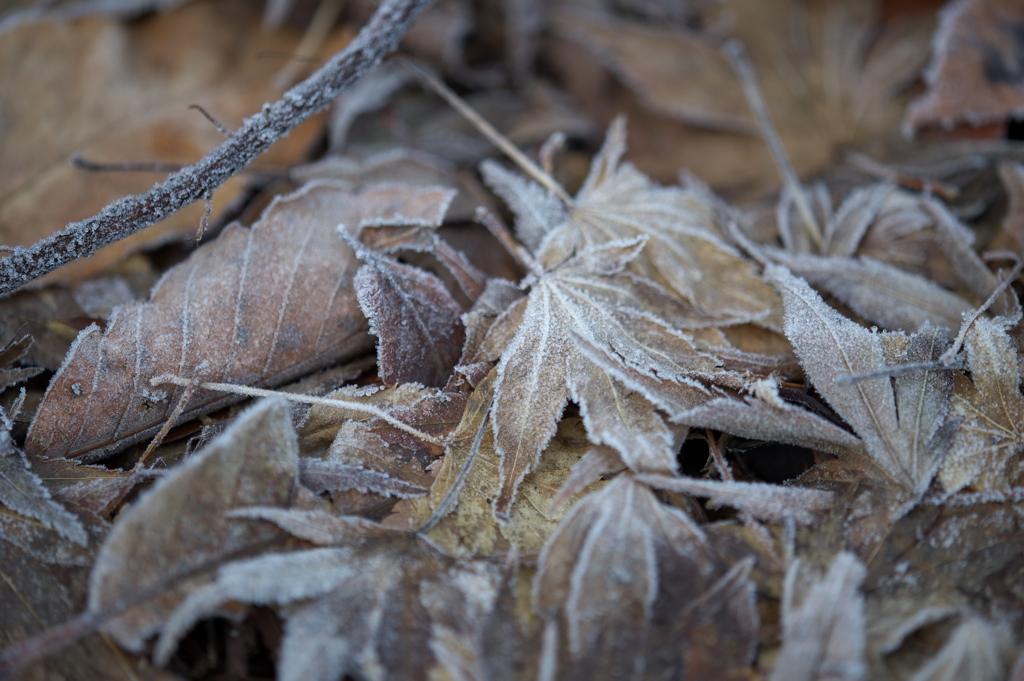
[88,398,298,651]
[767,266,956,500]
[532,474,706,657]
[0,0,329,285]
[904,0,1024,135]
[350,229,466,388]
[490,238,727,517]
[487,117,782,325]
[554,0,932,192]
[27,182,451,461]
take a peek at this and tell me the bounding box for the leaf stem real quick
[723,39,823,249]
[150,375,444,446]
[403,57,575,207]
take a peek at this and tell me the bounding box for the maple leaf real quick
[767,185,1014,333]
[532,473,758,679]
[939,316,1024,493]
[484,116,782,326]
[488,236,730,517]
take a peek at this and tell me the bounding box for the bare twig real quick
[0,0,436,297]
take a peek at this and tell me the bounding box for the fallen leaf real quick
[152,510,504,681]
[904,0,1024,135]
[0,0,332,285]
[939,316,1024,492]
[770,552,867,681]
[88,397,298,651]
[0,428,87,545]
[0,335,43,393]
[903,616,1015,681]
[489,238,725,516]
[348,219,467,388]
[485,116,782,326]
[26,182,452,461]
[552,0,933,193]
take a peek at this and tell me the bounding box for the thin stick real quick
[138,379,200,466]
[188,104,230,136]
[71,155,183,173]
[403,58,575,207]
[150,375,444,446]
[196,194,213,243]
[723,40,823,249]
[0,0,436,297]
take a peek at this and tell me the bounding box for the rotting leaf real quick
[0,335,43,393]
[27,182,452,461]
[88,398,299,651]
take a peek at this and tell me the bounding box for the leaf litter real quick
[5,1,1024,679]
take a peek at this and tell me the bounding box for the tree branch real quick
[0,0,436,297]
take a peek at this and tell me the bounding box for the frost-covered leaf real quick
[533,473,757,679]
[940,316,1024,492]
[349,228,466,387]
[490,238,729,516]
[905,615,1015,681]
[153,514,503,681]
[0,334,42,393]
[768,250,971,333]
[904,0,1024,135]
[26,182,449,460]
[770,552,867,681]
[533,474,704,657]
[671,377,865,458]
[767,266,956,499]
[402,370,593,557]
[524,118,782,325]
[0,428,87,546]
[88,398,299,651]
